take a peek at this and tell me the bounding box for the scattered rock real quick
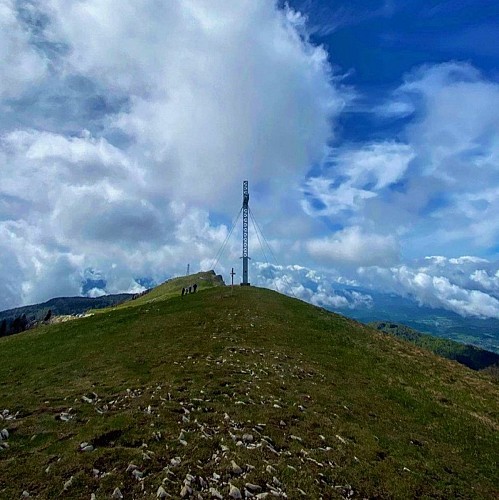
[157,485,169,498]
[229,484,242,499]
[0,428,9,440]
[231,460,243,475]
[112,487,124,499]
[132,469,144,480]
[80,442,94,452]
[245,483,262,492]
[209,487,223,499]
[63,476,74,491]
[126,463,139,473]
[180,484,192,497]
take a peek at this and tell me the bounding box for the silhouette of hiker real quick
[193,283,198,293]
[189,286,192,294]
[181,288,185,297]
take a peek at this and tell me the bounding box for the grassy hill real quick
[107,270,225,310]
[0,282,497,499]
[370,321,499,371]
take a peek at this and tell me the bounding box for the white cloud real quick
[306,226,399,267]
[0,1,346,310]
[42,0,346,210]
[382,62,499,252]
[307,61,499,260]
[0,0,47,100]
[252,261,372,311]
[358,256,499,319]
[303,142,415,216]
[470,269,499,294]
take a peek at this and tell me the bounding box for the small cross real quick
[230,267,236,286]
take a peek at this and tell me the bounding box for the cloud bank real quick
[0,1,498,327]
[0,0,344,309]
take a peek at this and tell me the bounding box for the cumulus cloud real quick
[303,61,499,266]
[303,141,415,216]
[253,262,372,311]
[380,62,499,253]
[0,0,47,100]
[470,269,499,294]
[0,0,346,310]
[358,256,499,319]
[41,0,346,209]
[306,226,399,267]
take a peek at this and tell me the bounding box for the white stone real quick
[126,463,139,473]
[180,484,192,497]
[245,483,262,492]
[209,488,223,499]
[63,476,73,491]
[157,485,169,498]
[231,460,243,475]
[229,484,242,499]
[132,469,144,480]
[112,487,124,499]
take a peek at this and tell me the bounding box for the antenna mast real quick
[241,180,250,286]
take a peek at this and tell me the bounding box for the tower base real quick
[240,283,251,286]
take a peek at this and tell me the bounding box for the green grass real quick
[0,285,497,499]
[104,270,224,311]
[370,321,499,371]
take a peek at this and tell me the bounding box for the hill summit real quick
[0,277,497,498]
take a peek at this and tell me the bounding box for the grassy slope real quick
[370,321,499,371]
[105,271,225,311]
[0,286,497,499]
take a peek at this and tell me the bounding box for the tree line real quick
[0,310,52,337]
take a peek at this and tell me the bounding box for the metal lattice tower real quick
[241,180,250,286]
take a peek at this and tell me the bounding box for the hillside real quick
[0,282,497,499]
[370,321,499,371]
[0,294,134,332]
[114,270,225,309]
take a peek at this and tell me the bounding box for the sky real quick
[1,0,499,321]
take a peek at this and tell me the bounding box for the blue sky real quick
[1,0,499,322]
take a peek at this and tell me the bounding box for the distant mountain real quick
[370,321,499,371]
[328,285,499,354]
[0,293,134,336]
[0,271,225,337]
